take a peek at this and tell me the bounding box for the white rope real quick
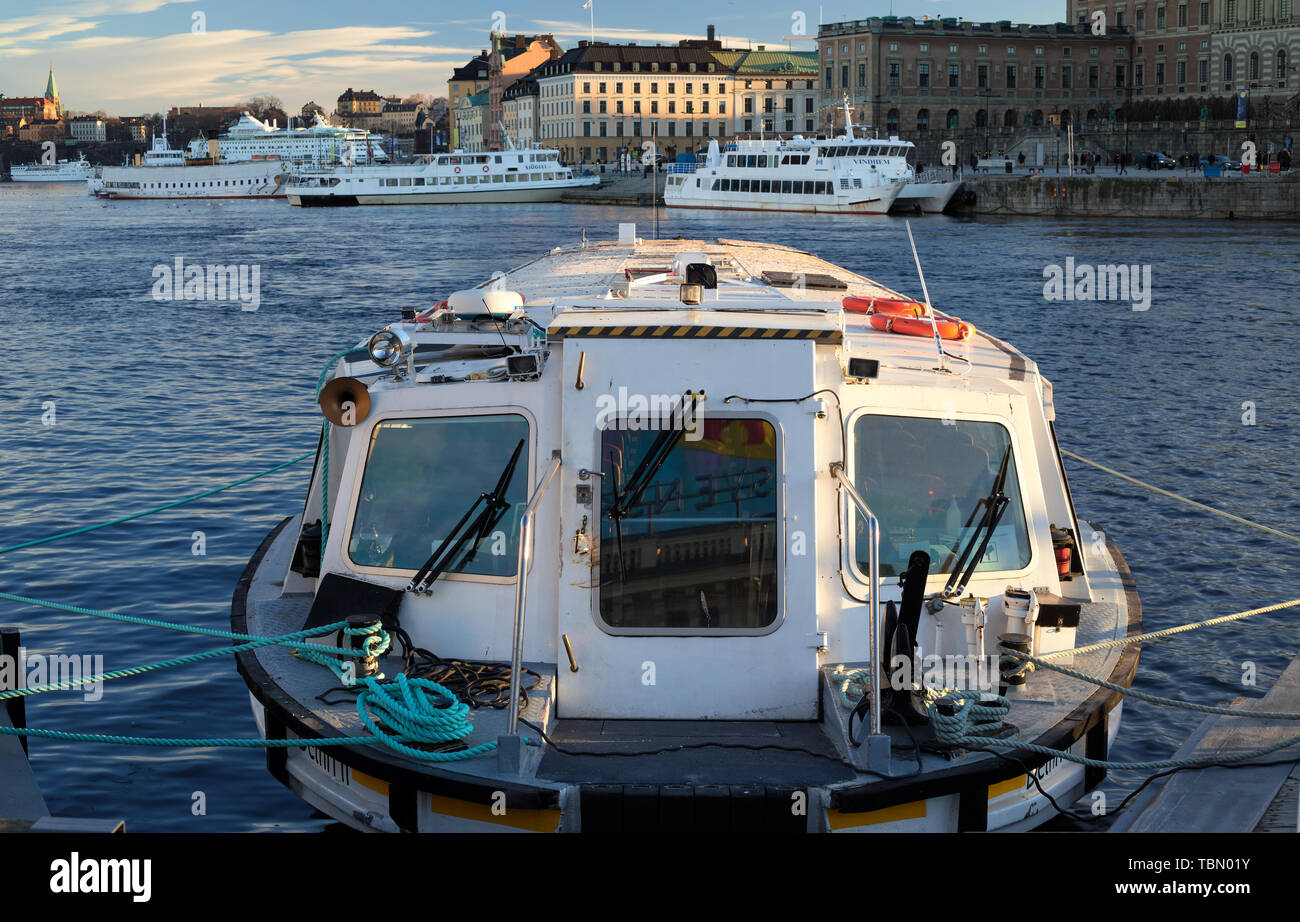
[1061,448,1300,545]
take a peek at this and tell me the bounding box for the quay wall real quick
[956,174,1300,219]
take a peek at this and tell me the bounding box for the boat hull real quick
[892,179,963,214]
[665,182,904,215]
[287,185,579,206]
[233,514,1141,833]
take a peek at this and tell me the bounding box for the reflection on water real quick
[0,183,1295,830]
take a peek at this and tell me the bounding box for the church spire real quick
[45,65,60,115]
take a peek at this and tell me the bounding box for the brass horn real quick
[319,376,371,427]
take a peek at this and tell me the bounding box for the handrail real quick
[506,453,563,735]
[829,462,882,740]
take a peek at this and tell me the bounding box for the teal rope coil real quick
[0,452,313,556]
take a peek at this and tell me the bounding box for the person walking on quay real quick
[969,151,979,174]
[1118,152,1127,175]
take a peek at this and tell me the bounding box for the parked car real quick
[1136,151,1177,169]
[1200,154,1243,170]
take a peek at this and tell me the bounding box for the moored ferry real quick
[284,141,598,206]
[9,154,96,183]
[665,98,961,215]
[232,229,1141,832]
[96,119,289,200]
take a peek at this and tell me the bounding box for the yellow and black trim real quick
[548,324,841,344]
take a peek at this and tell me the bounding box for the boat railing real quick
[506,452,563,737]
[829,462,891,769]
[666,162,699,174]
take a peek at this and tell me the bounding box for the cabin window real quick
[849,415,1032,579]
[597,417,779,632]
[347,414,530,578]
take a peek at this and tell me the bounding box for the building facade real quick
[448,52,490,149]
[337,88,383,117]
[486,34,564,149]
[69,116,106,141]
[818,17,1132,144]
[711,48,820,137]
[1067,0,1297,102]
[456,91,489,151]
[536,40,736,164]
[502,77,540,144]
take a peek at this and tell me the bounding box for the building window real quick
[859,62,867,86]
[1199,58,1209,84]
[1089,63,1099,88]
[825,66,833,88]
[977,64,988,88]
[1005,64,1017,88]
[1135,63,1143,86]
[949,43,959,53]
[1117,10,1126,27]
[1007,46,1016,54]
[889,62,901,87]
[1063,65,1073,88]
[1156,61,1165,85]
[886,108,900,131]
[949,64,960,87]
[1199,1,1210,24]
[918,63,930,87]
[1034,65,1045,88]
[841,64,849,87]
[889,42,899,52]
[1178,3,1187,26]
[1157,5,1166,28]
[916,108,930,130]
[1177,60,1187,84]
[1226,0,1236,20]
[1249,51,1260,80]
[1035,46,1044,55]
[1279,49,1289,83]
[1137,8,1146,28]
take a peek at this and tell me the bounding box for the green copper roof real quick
[712,50,818,75]
[45,65,58,101]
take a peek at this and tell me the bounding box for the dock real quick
[1109,652,1300,833]
[560,174,661,206]
[0,627,126,833]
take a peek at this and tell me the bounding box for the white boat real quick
[232,228,1142,833]
[95,118,288,200]
[10,154,96,183]
[216,113,388,167]
[283,139,598,206]
[666,98,962,216]
[891,167,963,215]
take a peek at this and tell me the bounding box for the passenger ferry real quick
[283,139,598,206]
[217,113,388,166]
[9,154,96,183]
[96,118,289,200]
[232,228,1142,832]
[665,98,960,215]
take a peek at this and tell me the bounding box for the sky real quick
[0,0,1068,116]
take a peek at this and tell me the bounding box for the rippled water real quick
[0,182,1296,831]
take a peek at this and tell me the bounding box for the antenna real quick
[905,221,949,373]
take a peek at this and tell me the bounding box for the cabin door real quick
[555,334,820,720]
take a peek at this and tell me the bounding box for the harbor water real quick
[0,182,1296,831]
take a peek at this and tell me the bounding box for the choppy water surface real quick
[0,182,1296,831]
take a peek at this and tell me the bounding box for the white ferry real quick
[9,154,96,183]
[217,113,388,166]
[232,228,1142,833]
[283,141,598,206]
[96,119,289,200]
[665,99,961,215]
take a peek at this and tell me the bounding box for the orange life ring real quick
[869,312,973,341]
[454,166,461,174]
[842,295,928,317]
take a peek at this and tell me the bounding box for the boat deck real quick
[237,510,1139,820]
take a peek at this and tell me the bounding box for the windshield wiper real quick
[941,445,1011,600]
[407,437,525,595]
[605,426,682,583]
